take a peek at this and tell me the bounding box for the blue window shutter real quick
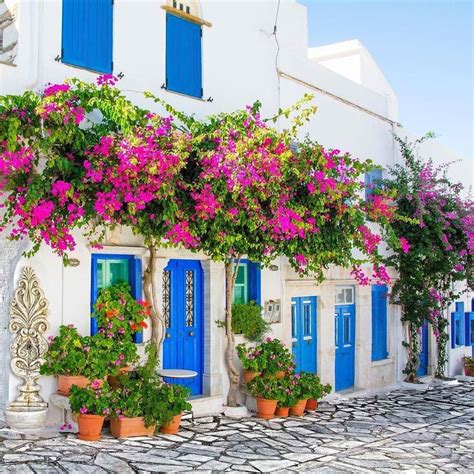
[247,261,261,306]
[371,284,388,361]
[90,255,99,335]
[365,169,383,201]
[451,310,464,348]
[166,13,202,98]
[132,258,143,344]
[465,312,473,346]
[62,0,113,73]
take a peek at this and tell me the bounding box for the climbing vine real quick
[383,134,473,381]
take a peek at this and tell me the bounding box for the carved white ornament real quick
[8,267,49,411]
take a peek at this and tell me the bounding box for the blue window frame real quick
[451,302,464,348]
[365,169,383,201]
[91,254,143,342]
[232,260,261,305]
[62,0,113,73]
[372,284,388,361]
[465,311,474,347]
[166,13,202,98]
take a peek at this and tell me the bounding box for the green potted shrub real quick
[305,374,332,411]
[69,381,112,441]
[158,383,192,435]
[40,325,95,395]
[232,302,269,341]
[246,376,285,420]
[236,343,261,383]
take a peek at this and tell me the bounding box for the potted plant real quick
[109,345,164,438]
[69,381,112,441]
[232,302,269,341]
[305,374,331,411]
[462,356,474,377]
[40,325,94,395]
[237,344,261,383]
[158,383,192,435]
[286,373,310,416]
[246,376,284,420]
[275,378,291,417]
[258,338,295,379]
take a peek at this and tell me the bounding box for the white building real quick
[0,0,471,419]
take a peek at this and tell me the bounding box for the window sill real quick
[163,86,206,102]
[62,60,112,76]
[161,5,212,27]
[88,245,148,256]
[371,357,392,368]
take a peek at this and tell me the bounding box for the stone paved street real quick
[1,382,473,473]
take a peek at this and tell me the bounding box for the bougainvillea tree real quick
[0,76,191,347]
[382,135,473,382]
[148,95,398,406]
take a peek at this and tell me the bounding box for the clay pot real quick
[110,416,156,438]
[243,370,260,383]
[58,375,90,396]
[274,371,286,380]
[77,414,105,441]
[289,399,308,417]
[108,366,131,389]
[275,406,290,417]
[255,398,278,420]
[464,364,474,377]
[160,413,183,435]
[306,399,318,411]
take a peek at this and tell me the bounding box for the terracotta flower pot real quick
[464,364,474,377]
[108,366,131,389]
[275,406,289,417]
[306,399,318,411]
[58,375,90,396]
[275,371,286,380]
[289,399,308,417]
[243,370,260,383]
[110,416,155,438]
[160,413,183,435]
[77,414,105,441]
[256,398,278,420]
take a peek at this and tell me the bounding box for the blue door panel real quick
[335,304,355,391]
[291,296,317,374]
[417,321,428,377]
[166,13,202,97]
[62,0,113,73]
[163,259,203,395]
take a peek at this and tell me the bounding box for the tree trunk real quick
[143,244,165,349]
[224,256,241,407]
[402,321,421,383]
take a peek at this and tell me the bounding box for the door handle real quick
[189,331,194,336]
[166,333,171,338]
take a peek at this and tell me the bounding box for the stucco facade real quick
[0,0,471,418]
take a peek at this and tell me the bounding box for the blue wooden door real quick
[163,259,203,395]
[417,321,429,377]
[291,297,317,373]
[335,304,356,391]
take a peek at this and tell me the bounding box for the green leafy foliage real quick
[231,302,268,341]
[69,381,112,416]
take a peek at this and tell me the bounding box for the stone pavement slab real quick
[0,381,473,472]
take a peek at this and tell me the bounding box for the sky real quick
[298,0,473,159]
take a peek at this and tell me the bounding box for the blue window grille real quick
[91,254,143,343]
[365,169,383,201]
[232,260,261,306]
[371,284,389,361]
[451,302,464,348]
[62,0,113,73]
[166,13,202,98]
